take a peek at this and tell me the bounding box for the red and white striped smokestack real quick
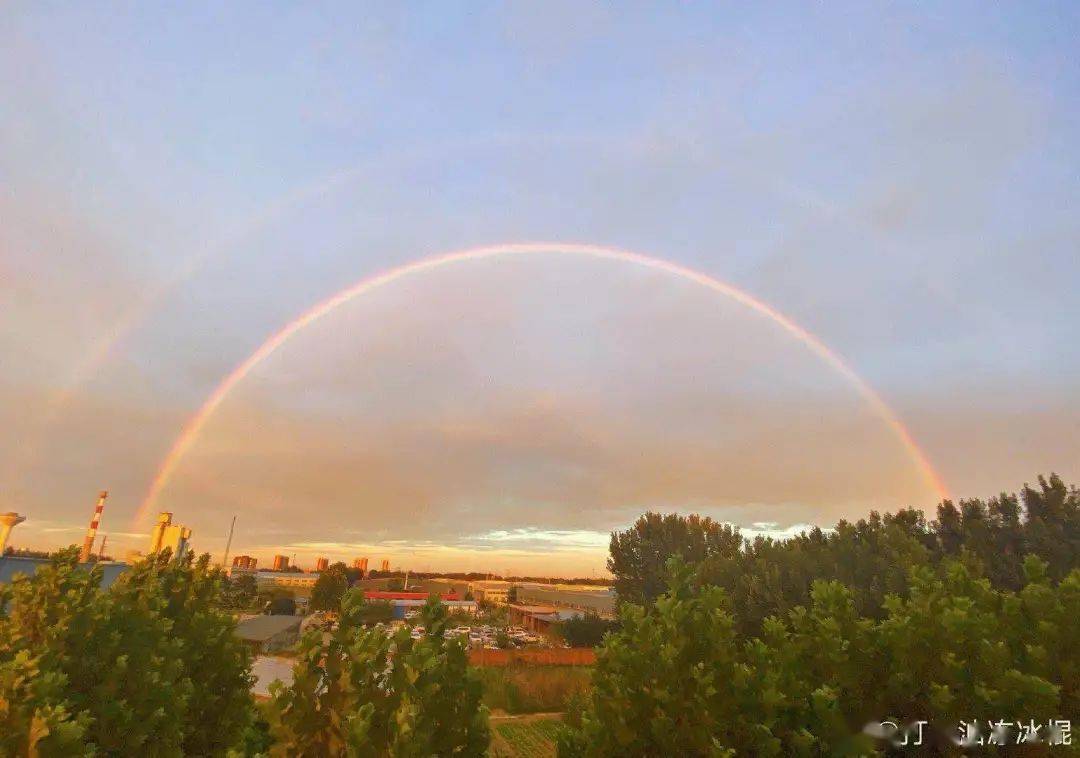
[79,490,108,563]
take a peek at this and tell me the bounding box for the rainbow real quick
[135,241,949,525]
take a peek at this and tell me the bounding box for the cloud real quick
[3,6,1076,576]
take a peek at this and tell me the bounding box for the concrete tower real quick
[0,512,26,555]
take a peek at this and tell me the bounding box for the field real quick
[488,715,565,758]
[475,664,592,714]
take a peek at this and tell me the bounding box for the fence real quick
[468,647,596,667]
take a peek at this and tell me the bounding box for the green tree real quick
[270,596,298,616]
[608,512,742,606]
[266,589,489,756]
[556,613,617,648]
[0,627,90,755]
[311,562,350,611]
[222,572,258,609]
[0,548,185,754]
[355,599,394,625]
[561,559,757,756]
[113,550,256,755]
[562,554,1079,755]
[0,548,255,756]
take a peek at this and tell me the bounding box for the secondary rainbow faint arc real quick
[136,241,950,525]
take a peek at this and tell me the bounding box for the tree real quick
[0,547,256,756]
[561,554,1078,755]
[608,512,742,605]
[355,600,394,625]
[311,563,350,612]
[266,589,489,755]
[0,649,90,755]
[557,613,616,648]
[222,572,258,609]
[113,550,256,755]
[559,558,766,756]
[270,596,298,616]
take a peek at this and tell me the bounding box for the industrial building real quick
[253,570,319,592]
[362,590,462,602]
[272,555,289,571]
[515,583,616,618]
[148,511,192,558]
[315,557,329,571]
[232,555,257,570]
[470,580,512,605]
[358,590,475,619]
[509,604,588,635]
[235,614,302,654]
[1,555,128,589]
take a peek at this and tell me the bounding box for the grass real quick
[488,716,565,758]
[476,664,592,715]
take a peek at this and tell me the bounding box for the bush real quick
[555,614,617,648]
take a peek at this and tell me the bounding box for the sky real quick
[1,2,1078,576]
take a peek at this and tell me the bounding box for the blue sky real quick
[2,3,1077,574]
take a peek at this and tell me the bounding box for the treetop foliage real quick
[0,547,254,756]
[560,554,1079,756]
[610,474,1079,635]
[311,562,351,611]
[556,613,618,648]
[266,589,489,756]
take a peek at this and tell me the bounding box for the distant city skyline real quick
[3,3,1078,575]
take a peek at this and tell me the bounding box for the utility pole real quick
[221,515,236,568]
[79,491,108,563]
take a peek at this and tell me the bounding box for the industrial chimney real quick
[79,491,108,563]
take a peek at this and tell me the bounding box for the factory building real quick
[232,554,257,570]
[470,580,512,605]
[235,615,302,654]
[255,570,319,592]
[148,512,192,558]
